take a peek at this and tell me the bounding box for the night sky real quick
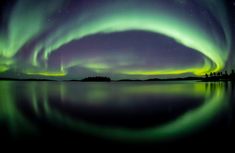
[0,0,234,79]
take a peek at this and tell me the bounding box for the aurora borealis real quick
[0,0,234,79]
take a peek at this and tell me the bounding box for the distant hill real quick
[146,77,201,81]
[118,79,144,82]
[117,77,202,82]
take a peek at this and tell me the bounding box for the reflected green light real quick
[123,82,207,96]
[0,80,231,141]
[0,81,35,135]
[24,81,229,142]
[76,83,226,141]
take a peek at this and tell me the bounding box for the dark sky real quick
[225,0,235,68]
[0,0,235,79]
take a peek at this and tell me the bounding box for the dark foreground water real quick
[0,81,234,150]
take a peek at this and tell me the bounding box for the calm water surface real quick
[0,81,234,148]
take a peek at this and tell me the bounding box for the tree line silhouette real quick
[204,69,235,81]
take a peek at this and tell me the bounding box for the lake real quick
[0,81,234,149]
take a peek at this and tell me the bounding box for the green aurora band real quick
[0,0,64,74]
[0,0,232,77]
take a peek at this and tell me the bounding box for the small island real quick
[81,76,111,82]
